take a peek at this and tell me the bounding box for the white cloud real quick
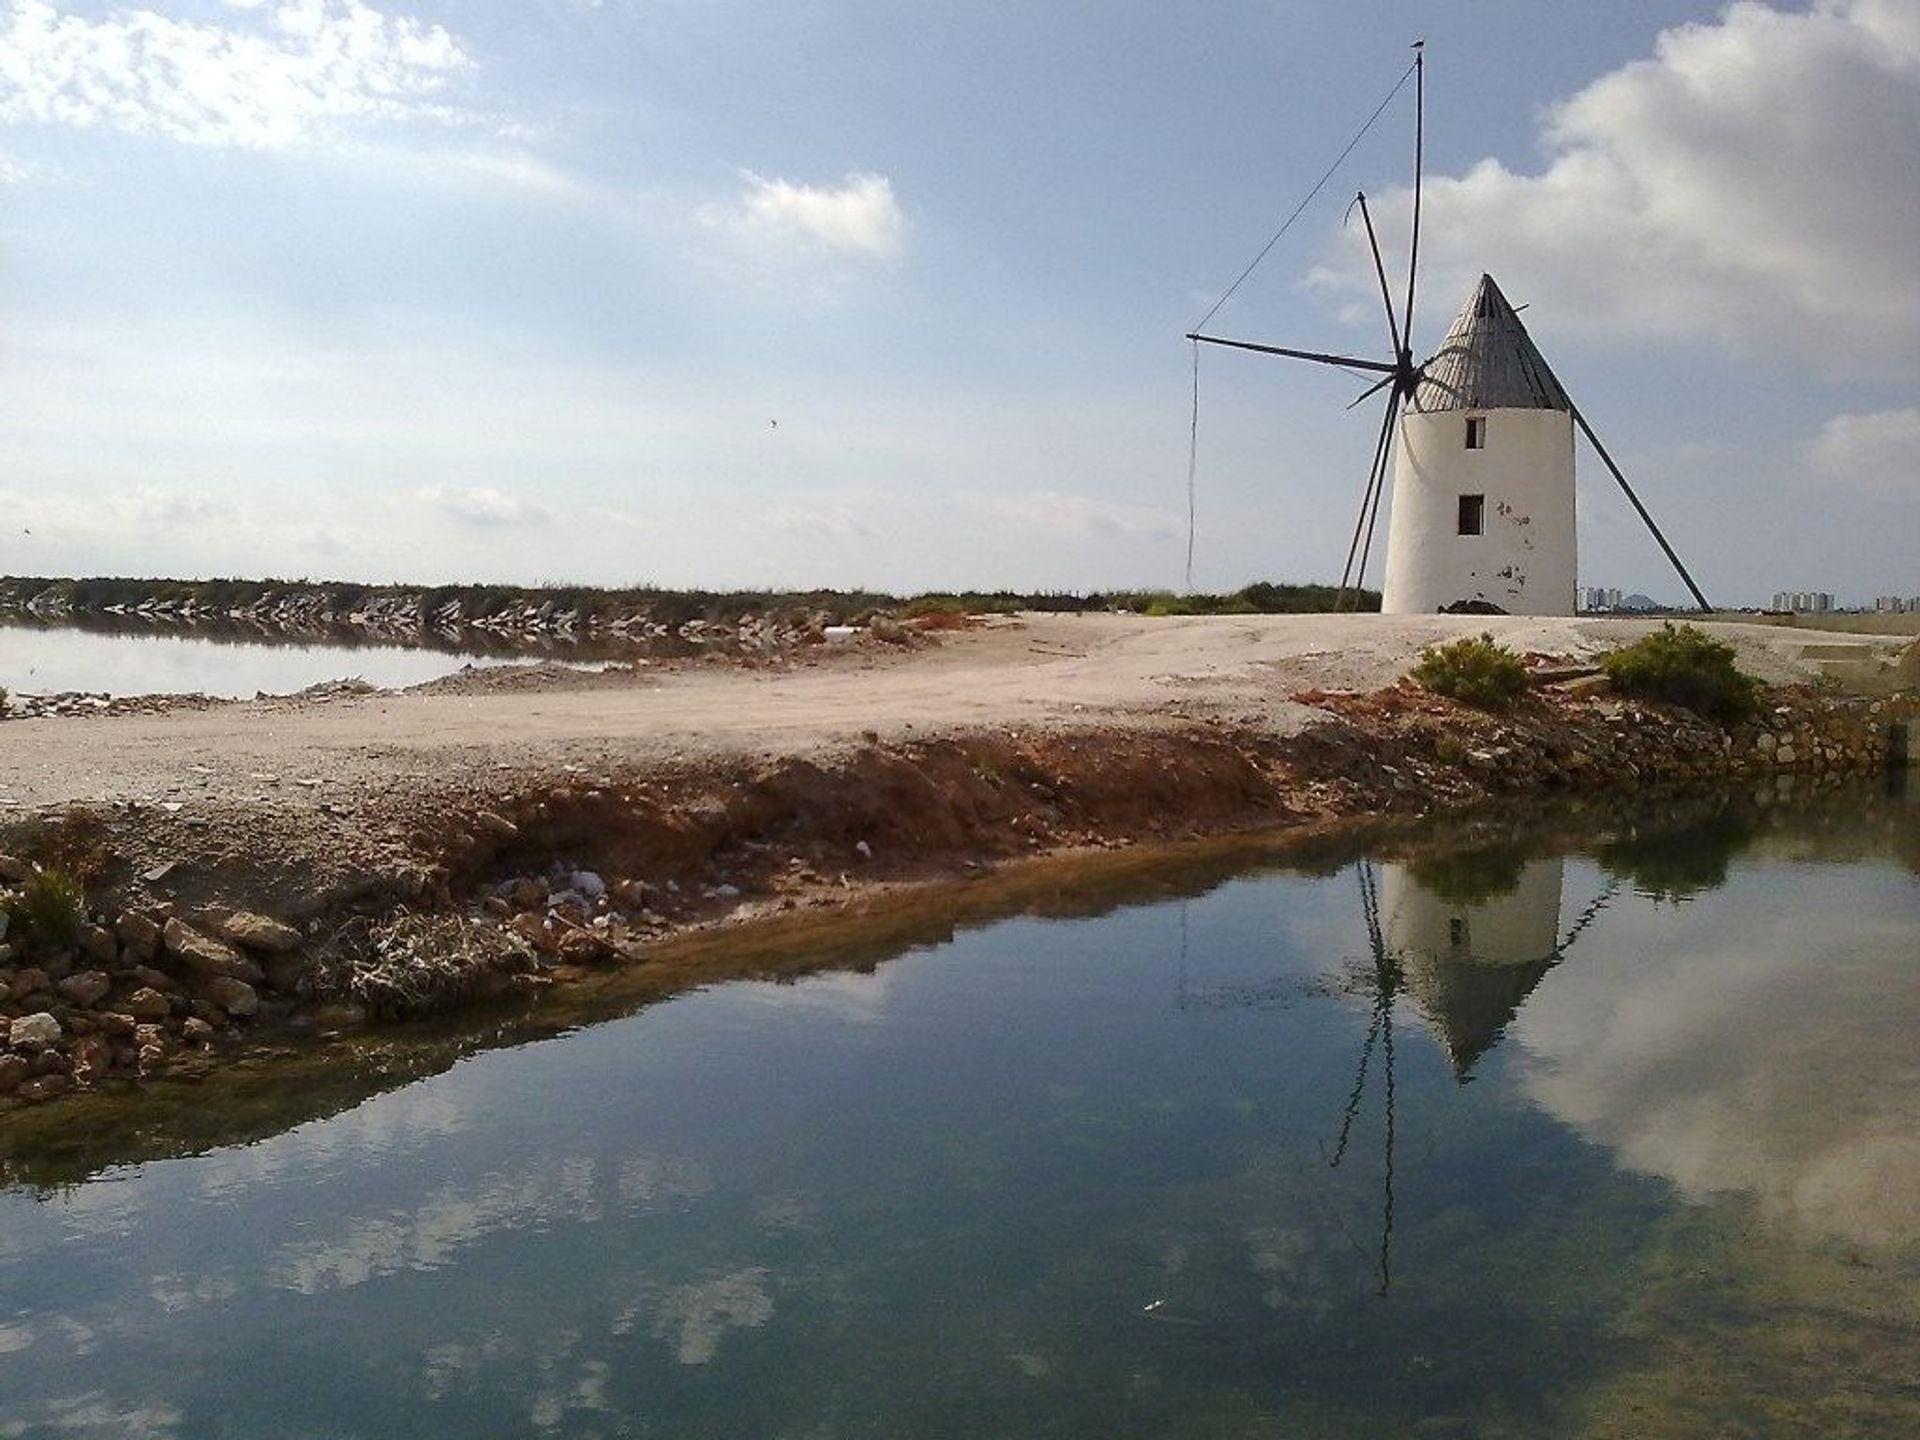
[418,485,558,526]
[963,488,1181,541]
[1803,407,1920,493]
[1317,0,1920,376]
[0,0,473,149]
[708,170,906,257]
[0,143,40,181]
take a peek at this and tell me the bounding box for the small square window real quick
[1458,494,1485,535]
[1465,416,1487,449]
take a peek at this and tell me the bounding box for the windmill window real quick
[1465,416,1487,449]
[1458,494,1485,535]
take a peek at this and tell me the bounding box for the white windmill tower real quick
[1187,47,1710,615]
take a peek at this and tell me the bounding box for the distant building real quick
[1772,590,1835,614]
[1580,586,1624,612]
[1873,596,1914,614]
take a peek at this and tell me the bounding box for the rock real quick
[0,854,31,882]
[262,954,307,995]
[570,870,607,900]
[220,911,302,954]
[115,987,173,1022]
[6,1012,63,1051]
[556,929,613,964]
[56,970,113,1008]
[126,965,178,993]
[181,1016,216,1044]
[163,919,265,985]
[10,967,50,1000]
[116,911,163,961]
[507,913,558,954]
[76,923,119,966]
[474,810,520,842]
[869,613,911,645]
[69,1034,114,1085]
[509,877,546,910]
[192,975,259,1018]
[0,1054,28,1093]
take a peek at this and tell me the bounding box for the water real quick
[0,620,527,699]
[1,793,1915,1437]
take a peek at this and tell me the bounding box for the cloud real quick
[963,488,1181,541]
[1511,905,1920,1249]
[0,0,473,149]
[0,144,39,181]
[1316,0,1920,376]
[123,486,235,525]
[708,170,906,257]
[1803,407,1920,494]
[418,485,558,526]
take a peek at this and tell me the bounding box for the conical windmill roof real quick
[1411,274,1571,414]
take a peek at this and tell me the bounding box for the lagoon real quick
[0,619,585,700]
[0,794,1915,1437]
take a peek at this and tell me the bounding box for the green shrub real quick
[5,865,86,953]
[1410,632,1529,709]
[1599,624,1762,724]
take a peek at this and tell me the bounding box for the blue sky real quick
[1,0,1915,604]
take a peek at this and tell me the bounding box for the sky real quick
[0,0,1915,605]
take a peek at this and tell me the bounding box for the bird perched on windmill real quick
[1188,45,1708,617]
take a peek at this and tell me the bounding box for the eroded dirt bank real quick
[2,613,1916,1113]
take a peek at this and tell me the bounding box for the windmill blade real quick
[1355,192,1404,361]
[1569,403,1713,612]
[1401,43,1425,362]
[1346,372,1396,411]
[1354,414,1393,592]
[1186,333,1397,375]
[1336,387,1402,609]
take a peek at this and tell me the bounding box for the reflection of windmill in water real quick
[1329,852,1615,1293]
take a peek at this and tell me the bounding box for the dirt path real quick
[7,612,1905,820]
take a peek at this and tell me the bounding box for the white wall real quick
[1381,408,1577,615]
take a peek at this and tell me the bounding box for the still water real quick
[0,795,1915,1437]
[0,621,520,699]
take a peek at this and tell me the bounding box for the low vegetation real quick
[4,865,87,955]
[1409,632,1529,710]
[1599,624,1762,724]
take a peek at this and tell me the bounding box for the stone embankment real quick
[1,678,1914,1106]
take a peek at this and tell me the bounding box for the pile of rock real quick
[2,691,221,721]
[0,855,308,1104]
[476,863,680,966]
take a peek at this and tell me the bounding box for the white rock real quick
[570,870,607,900]
[7,1012,63,1051]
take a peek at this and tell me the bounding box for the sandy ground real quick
[4,612,1913,819]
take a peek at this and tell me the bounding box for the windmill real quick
[1187,46,1710,616]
